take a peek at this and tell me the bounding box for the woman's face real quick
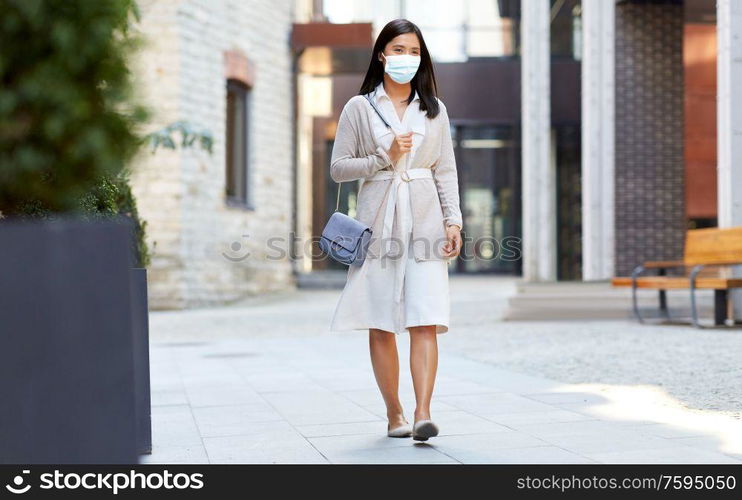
[379,33,421,62]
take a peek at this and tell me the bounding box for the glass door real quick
[453,124,521,274]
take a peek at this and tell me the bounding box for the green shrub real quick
[111,170,151,268]
[0,0,147,215]
[81,171,151,268]
[0,0,150,266]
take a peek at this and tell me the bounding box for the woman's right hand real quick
[387,131,413,165]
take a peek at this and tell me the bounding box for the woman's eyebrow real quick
[392,43,420,50]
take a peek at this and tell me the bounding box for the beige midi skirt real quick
[329,173,451,335]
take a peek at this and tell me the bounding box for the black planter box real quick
[131,267,152,455]
[0,218,138,464]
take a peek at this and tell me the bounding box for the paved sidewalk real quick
[141,277,742,464]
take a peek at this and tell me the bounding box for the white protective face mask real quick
[381,53,421,84]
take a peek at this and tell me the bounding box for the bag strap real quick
[364,92,393,130]
[335,90,394,212]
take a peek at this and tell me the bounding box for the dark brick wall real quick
[614,1,686,276]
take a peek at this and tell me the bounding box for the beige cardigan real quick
[330,94,463,261]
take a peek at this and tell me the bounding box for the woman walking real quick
[329,19,463,442]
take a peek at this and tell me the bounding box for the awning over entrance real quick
[291,22,373,75]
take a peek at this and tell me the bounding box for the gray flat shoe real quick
[387,422,412,438]
[412,420,439,441]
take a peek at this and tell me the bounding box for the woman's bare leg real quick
[369,328,407,428]
[408,325,438,422]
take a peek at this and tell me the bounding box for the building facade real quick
[131,0,296,309]
[523,0,742,283]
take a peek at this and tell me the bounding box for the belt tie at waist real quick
[366,168,433,303]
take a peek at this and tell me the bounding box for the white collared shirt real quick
[370,81,426,169]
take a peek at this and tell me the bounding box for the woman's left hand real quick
[442,225,462,258]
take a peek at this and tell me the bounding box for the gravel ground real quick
[444,276,742,420]
[150,274,742,420]
[446,321,742,418]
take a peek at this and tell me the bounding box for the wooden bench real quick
[612,226,742,328]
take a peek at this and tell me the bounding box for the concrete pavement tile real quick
[150,405,203,446]
[513,420,633,439]
[185,384,265,408]
[457,366,563,395]
[666,436,742,460]
[431,432,551,462]
[321,446,459,464]
[481,409,595,428]
[242,372,327,394]
[148,355,177,368]
[586,446,742,464]
[148,372,183,389]
[151,388,189,407]
[269,407,381,427]
[228,357,294,376]
[173,355,241,371]
[192,404,287,438]
[426,411,513,436]
[439,392,558,415]
[338,388,460,413]
[432,378,506,396]
[203,431,328,464]
[307,435,458,464]
[336,388,394,407]
[435,355,500,373]
[538,431,685,455]
[179,372,245,388]
[139,444,210,464]
[609,418,673,427]
[522,391,611,405]
[436,445,596,464]
[296,421,387,438]
[260,390,382,426]
[551,401,615,418]
[306,369,381,391]
[308,433,415,451]
[621,423,711,439]
[552,402,687,428]
[359,399,460,420]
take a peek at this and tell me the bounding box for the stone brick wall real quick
[614,1,686,276]
[131,0,295,309]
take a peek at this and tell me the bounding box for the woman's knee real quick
[369,328,396,343]
[408,325,437,339]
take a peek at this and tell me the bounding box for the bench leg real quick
[656,267,670,320]
[631,281,644,324]
[690,290,701,328]
[658,290,670,319]
[714,290,728,326]
[689,264,705,328]
[631,265,645,323]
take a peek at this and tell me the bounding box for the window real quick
[226,79,251,207]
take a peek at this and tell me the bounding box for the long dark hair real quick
[359,19,440,119]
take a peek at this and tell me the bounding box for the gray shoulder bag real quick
[319,91,392,267]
